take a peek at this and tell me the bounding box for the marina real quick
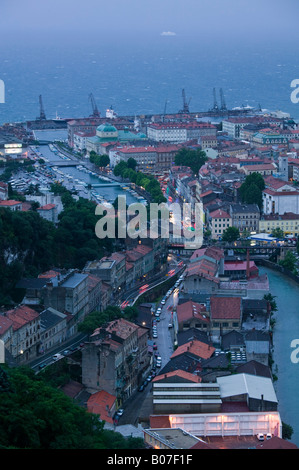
[20,140,141,206]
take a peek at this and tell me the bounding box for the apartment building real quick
[82,318,150,405]
[4,305,40,363]
[208,208,232,239]
[259,212,299,236]
[263,187,299,215]
[229,203,260,233]
[147,122,216,143]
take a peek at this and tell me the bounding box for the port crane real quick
[179,89,191,113]
[212,88,219,112]
[37,95,46,120]
[88,93,100,118]
[220,88,227,111]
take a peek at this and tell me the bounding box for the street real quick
[115,281,181,427]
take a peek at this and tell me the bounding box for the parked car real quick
[138,385,144,392]
[168,323,173,328]
[116,408,124,416]
[257,433,264,441]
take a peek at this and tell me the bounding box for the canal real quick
[259,266,299,446]
[34,142,139,205]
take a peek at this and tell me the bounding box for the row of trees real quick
[89,151,110,169]
[78,305,139,334]
[113,160,166,204]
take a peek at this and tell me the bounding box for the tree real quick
[222,226,240,242]
[239,173,265,209]
[0,365,145,449]
[174,148,207,175]
[271,227,284,239]
[279,250,297,274]
[282,421,294,440]
[113,161,128,177]
[263,293,278,313]
[127,157,137,170]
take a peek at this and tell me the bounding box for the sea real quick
[0,34,299,125]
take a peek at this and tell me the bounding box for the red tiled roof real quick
[209,209,231,219]
[87,390,116,424]
[176,300,209,324]
[0,199,22,206]
[0,315,13,335]
[255,436,298,449]
[37,203,56,211]
[149,415,171,428]
[264,188,299,196]
[224,261,258,271]
[38,270,60,279]
[5,305,39,331]
[210,296,242,320]
[170,339,215,360]
[152,369,201,383]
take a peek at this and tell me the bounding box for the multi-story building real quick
[4,305,40,363]
[263,187,299,215]
[37,203,57,223]
[42,270,89,331]
[67,118,103,148]
[82,318,150,406]
[147,122,216,143]
[86,123,147,156]
[243,163,276,177]
[210,296,242,340]
[0,199,22,211]
[251,130,288,147]
[73,130,97,152]
[85,252,126,295]
[199,134,218,149]
[175,300,210,332]
[229,203,260,233]
[222,116,283,139]
[39,307,68,353]
[259,212,299,236]
[208,208,232,239]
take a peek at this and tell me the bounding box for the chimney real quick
[246,249,250,279]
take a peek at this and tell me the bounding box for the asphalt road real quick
[115,285,181,426]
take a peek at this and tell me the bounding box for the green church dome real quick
[97,122,117,133]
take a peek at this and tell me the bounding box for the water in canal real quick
[259,266,299,446]
[35,143,138,205]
